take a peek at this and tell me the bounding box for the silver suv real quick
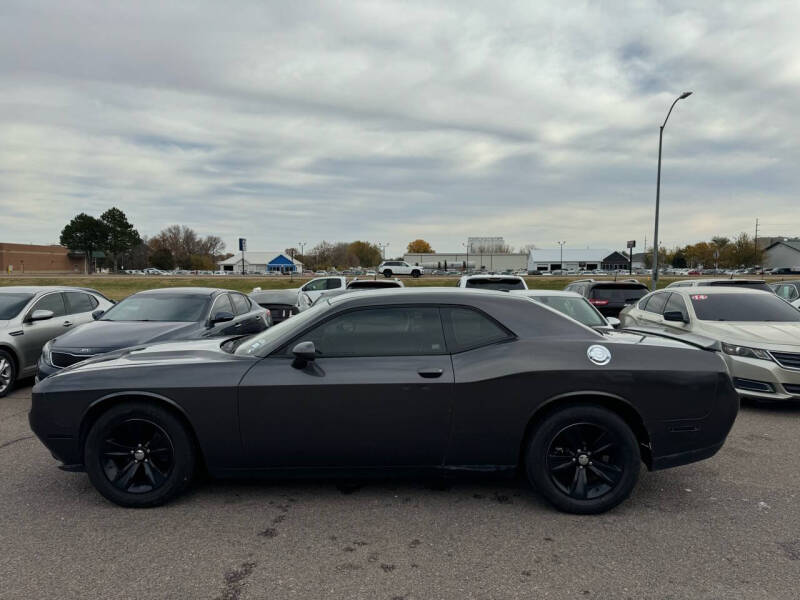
[0,286,114,396]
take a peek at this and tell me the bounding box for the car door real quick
[20,292,70,369]
[660,292,691,332]
[63,291,100,327]
[237,305,454,468]
[229,292,264,334]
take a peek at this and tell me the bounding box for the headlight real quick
[721,342,773,361]
[42,340,54,366]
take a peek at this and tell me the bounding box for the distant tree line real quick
[59,209,227,273]
[644,233,764,269]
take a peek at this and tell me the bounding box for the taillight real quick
[589,299,609,306]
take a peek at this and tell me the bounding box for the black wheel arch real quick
[79,391,207,472]
[519,391,652,469]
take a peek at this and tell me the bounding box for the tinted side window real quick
[644,293,668,314]
[31,292,66,317]
[295,307,445,356]
[211,294,234,316]
[326,278,342,290]
[663,293,688,318]
[637,295,651,310]
[65,292,96,314]
[441,307,512,353]
[230,293,251,315]
[303,279,329,292]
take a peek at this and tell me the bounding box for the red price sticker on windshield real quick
[691,294,708,300]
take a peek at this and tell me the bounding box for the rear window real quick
[689,293,800,322]
[347,281,400,289]
[465,278,526,291]
[707,281,772,293]
[533,296,606,327]
[590,285,647,304]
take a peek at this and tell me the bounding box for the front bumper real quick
[35,355,61,381]
[724,354,800,401]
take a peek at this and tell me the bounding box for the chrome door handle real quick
[417,368,443,378]
[63,321,73,327]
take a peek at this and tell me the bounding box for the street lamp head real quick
[679,91,693,99]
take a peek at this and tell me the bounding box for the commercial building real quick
[0,243,84,274]
[527,249,630,272]
[217,251,303,273]
[403,252,528,272]
[763,240,800,269]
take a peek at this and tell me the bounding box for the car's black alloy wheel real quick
[85,402,195,507]
[526,405,639,514]
[383,269,392,277]
[0,350,15,398]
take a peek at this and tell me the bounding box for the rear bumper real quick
[647,372,740,471]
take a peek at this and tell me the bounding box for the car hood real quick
[694,321,800,351]
[52,320,202,352]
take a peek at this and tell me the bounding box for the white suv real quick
[377,261,424,278]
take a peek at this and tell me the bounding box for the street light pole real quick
[462,241,469,273]
[298,242,306,276]
[557,241,566,273]
[652,91,692,291]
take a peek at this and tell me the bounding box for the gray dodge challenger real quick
[29,288,739,514]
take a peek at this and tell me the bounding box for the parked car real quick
[512,290,619,330]
[30,288,738,513]
[297,276,347,303]
[770,267,800,275]
[377,261,424,278]
[249,288,311,324]
[666,279,773,293]
[563,279,649,318]
[0,287,115,396]
[36,288,268,381]
[619,286,800,401]
[313,278,404,304]
[458,274,527,291]
[770,280,800,303]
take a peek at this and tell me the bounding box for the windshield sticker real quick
[691,295,708,301]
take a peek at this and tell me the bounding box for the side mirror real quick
[291,341,316,368]
[606,316,621,328]
[663,311,688,323]
[209,311,234,326]
[92,309,105,320]
[28,309,54,322]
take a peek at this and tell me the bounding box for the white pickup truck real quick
[297,276,348,302]
[377,260,424,278]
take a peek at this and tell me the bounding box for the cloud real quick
[1,0,799,256]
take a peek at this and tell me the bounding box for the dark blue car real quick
[37,287,269,379]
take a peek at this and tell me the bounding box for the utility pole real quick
[557,241,566,273]
[378,242,389,261]
[462,241,469,272]
[298,242,306,276]
[754,218,759,268]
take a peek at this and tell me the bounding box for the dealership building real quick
[0,243,85,274]
[403,252,528,272]
[217,251,303,273]
[527,248,631,272]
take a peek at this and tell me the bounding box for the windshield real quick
[101,294,210,322]
[689,293,800,322]
[532,296,607,327]
[236,301,330,356]
[465,278,525,291]
[0,293,34,319]
[591,285,647,303]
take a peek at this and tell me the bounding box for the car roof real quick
[511,289,583,298]
[0,285,101,294]
[658,286,769,295]
[134,287,223,296]
[461,274,524,280]
[326,286,532,306]
[669,278,765,285]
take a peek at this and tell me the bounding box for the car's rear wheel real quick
[412,270,421,278]
[0,350,16,398]
[85,402,196,507]
[525,405,639,514]
[382,269,392,278]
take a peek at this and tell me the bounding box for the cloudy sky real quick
[1,0,799,256]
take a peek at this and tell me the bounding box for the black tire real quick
[411,270,421,278]
[0,349,16,398]
[84,402,196,508]
[382,269,393,278]
[525,405,639,514]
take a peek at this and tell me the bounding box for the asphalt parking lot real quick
[1,382,798,600]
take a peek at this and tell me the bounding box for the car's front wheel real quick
[84,402,196,507]
[0,349,16,398]
[411,270,421,278]
[525,405,640,514]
